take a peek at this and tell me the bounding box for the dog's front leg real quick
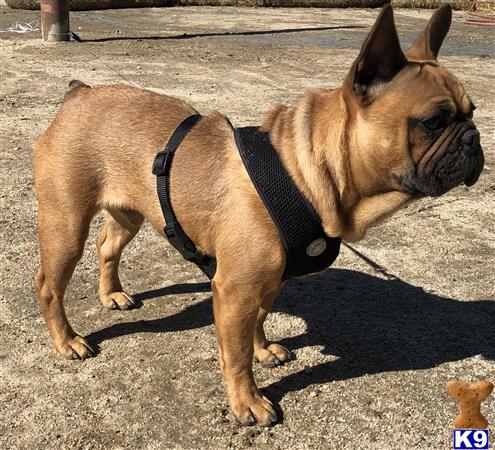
[253,291,293,368]
[212,277,278,426]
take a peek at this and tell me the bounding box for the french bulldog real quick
[33,4,484,426]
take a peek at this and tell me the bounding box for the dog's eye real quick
[423,115,444,131]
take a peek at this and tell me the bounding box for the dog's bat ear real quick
[406,4,452,61]
[347,4,407,102]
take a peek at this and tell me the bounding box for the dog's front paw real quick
[54,334,95,360]
[100,291,136,310]
[231,391,278,427]
[254,343,293,368]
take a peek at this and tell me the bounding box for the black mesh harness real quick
[152,114,341,281]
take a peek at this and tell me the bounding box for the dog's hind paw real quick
[253,343,294,368]
[100,291,136,310]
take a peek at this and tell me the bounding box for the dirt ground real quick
[0,5,494,450]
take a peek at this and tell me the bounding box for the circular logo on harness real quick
[306,238,327,257]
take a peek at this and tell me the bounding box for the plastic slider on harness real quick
[151,151,172,177]
[164,222,203,262]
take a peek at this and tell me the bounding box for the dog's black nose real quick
[461,129,480,156]
[462,129,479,146]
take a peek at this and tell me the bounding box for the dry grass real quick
[6,0,494,12]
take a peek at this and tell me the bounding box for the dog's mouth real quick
[400,122,484,197]
[464,160,483,187]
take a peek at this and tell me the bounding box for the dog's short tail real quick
[68,79,90,90]
[63,80,90,102]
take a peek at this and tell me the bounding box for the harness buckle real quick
[152,151,173,177]
[165,222,205,263]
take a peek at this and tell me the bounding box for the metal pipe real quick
[41,0,70,42]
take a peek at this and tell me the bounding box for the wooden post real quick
[41,0,70,42]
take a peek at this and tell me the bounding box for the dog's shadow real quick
[87,268,494,402]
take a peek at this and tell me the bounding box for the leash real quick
[69,32,142,88]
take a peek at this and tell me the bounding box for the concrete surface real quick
[0,5,494,450]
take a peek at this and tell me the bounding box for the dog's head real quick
[342,4,484,199]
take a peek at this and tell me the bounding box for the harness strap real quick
[234,127,341,279]
[152,114,217,279]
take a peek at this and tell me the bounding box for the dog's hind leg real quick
[96,208,143,310]
[34,203,96,360]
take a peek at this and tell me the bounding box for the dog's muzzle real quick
[401,122,485,197]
